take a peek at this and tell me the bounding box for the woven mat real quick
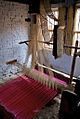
[0,74,58,119]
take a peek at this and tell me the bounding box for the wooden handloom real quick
[18,36,79,83]
[2,39,79,119]
[0,56,68,119]
[0,64,67,119]
[5,40,79,88]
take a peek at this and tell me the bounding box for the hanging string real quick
[40,13,54,26]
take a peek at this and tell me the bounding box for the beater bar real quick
[6,60,67,90]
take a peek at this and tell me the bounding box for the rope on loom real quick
[40,7,54,76]
[43,0,58,22]
[22,66,67,90]
[6,60,67,90]
[40,13,54,26]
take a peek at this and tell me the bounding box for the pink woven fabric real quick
[0,75,58,119]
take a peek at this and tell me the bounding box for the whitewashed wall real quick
[0,0,29,79]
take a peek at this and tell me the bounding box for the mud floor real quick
[33,95,61,119]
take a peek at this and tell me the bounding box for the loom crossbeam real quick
[4,59,69,118]
[19,40,31,44]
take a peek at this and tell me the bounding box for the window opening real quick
[72,8,80,55]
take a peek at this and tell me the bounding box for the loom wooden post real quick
[66,5,74,55]
[57,26,65,57]
[30,15,37,69]
[70,40,78,83]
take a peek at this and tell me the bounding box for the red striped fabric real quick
[0,75,58,119]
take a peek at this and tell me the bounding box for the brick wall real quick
[0,0,29,79]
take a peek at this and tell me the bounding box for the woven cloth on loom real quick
[0,74,58,119]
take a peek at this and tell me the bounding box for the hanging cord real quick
[40,13,54,26]
[43,0,59,22]
[48,13,59,22]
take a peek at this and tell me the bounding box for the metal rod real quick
[38,41,80,50]
[19,40,80,50]
[19,40,31,44]
[64,45,80,49]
